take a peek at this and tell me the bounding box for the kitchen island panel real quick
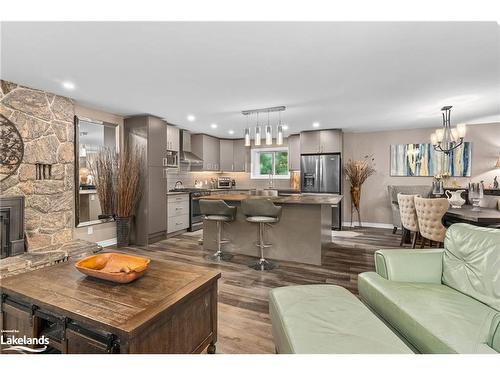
[203,201,333,265]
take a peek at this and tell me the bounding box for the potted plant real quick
[344,155,376,227]
[116,144,143,247]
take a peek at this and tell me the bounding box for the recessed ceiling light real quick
[62,81,75,90]
[312,122,320,128]
[187,114,196,122]
[282,125,289,130]
[210,123,218,129]
[228,130,234,135]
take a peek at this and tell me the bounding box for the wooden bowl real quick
[75,253,151,284]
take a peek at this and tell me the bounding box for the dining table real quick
[444,205,500,227]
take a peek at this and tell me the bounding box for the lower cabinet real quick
[167,194,189,234]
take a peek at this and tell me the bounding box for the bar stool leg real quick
[209,221,233,261]
[249,223,276,271]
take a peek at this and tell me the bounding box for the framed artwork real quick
[390,142,471,177]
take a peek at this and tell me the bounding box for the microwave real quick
[217,177,232,189]
[163,151,179,168]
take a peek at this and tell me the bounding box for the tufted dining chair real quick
[414,197,449,247]
[397,193,420,248]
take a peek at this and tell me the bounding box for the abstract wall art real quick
[390,142,471,177]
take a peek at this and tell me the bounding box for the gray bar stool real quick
[241,198,282,271]
[200,199,237,261]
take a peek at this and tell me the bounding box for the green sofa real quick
[358,223,500,354]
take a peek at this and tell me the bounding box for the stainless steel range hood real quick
[180,130,203,165]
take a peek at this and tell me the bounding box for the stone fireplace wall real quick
[0,80,75,251]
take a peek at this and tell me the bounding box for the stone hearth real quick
[0,239,102,279]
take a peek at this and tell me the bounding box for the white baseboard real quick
[97,238,117,247]
[343,222,394,229]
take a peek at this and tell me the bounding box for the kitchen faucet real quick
[268,172,274,188]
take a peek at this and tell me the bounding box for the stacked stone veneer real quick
[0,80,75,251]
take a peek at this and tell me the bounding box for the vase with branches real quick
[344,155,376,227]
[87,147,116,219]
[116,144,144,247]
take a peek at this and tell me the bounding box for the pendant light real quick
[255,113,261,146]
[276,111,283,145]
[244,128,251,147]
[244,114,250,146]
[265,111,272,145]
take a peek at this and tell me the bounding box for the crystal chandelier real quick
[430,106,466,155]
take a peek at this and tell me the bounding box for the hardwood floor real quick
[108,227,402,354]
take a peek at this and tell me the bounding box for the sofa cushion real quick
[269,284,412,353]
[443,223,500,311]
[358,272,499,353]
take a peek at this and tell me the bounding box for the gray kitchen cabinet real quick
[300,131,321,154]
[319,130,342,153]
[124,115,168,245]
[232,139,247,172]
[147,116,168,167]
[192,134,220,171]
[167,125,180,152]
[148,166,167,241]
[300,130,342,154]
[219,139,234,171]
[288,134,300,170]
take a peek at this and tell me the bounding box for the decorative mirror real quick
[74,115,119,227]
[0,114,24,182]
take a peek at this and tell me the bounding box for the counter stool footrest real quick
[249,259,276,271]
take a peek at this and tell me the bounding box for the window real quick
[250,147,290,179]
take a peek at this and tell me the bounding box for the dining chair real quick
[397,193,420,248]
[414,197,449,247]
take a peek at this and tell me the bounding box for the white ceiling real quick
[1,22,499,138]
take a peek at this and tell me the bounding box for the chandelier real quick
[430,106,466,155]
[242,106,286,147]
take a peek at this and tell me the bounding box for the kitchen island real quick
[200,193,343,265]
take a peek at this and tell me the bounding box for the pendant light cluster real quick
[242,106,286,147]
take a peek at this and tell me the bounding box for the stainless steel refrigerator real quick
[300,153,342,229]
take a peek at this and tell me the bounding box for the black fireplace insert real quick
[0,196,25,259]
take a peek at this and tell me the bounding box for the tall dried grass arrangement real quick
[344,155,376,227]
[344,155,376,188]
[116,144,144,218]
[88,147,116,216]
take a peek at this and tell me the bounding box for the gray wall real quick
[342,122,500,226]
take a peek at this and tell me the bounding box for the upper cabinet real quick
[232,139,247,172]
[219,139,247,172]
[319,129,342,153]
[166,125,180,152]
[300,130,342,154]
[300,131,321,154]
[143,116,167,167]
[219,139,234,172]
[288,134,300,171]
[191,134,220,171]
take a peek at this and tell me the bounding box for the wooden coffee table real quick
[0,252,221,354]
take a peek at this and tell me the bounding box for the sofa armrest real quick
[375,249,444,283]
